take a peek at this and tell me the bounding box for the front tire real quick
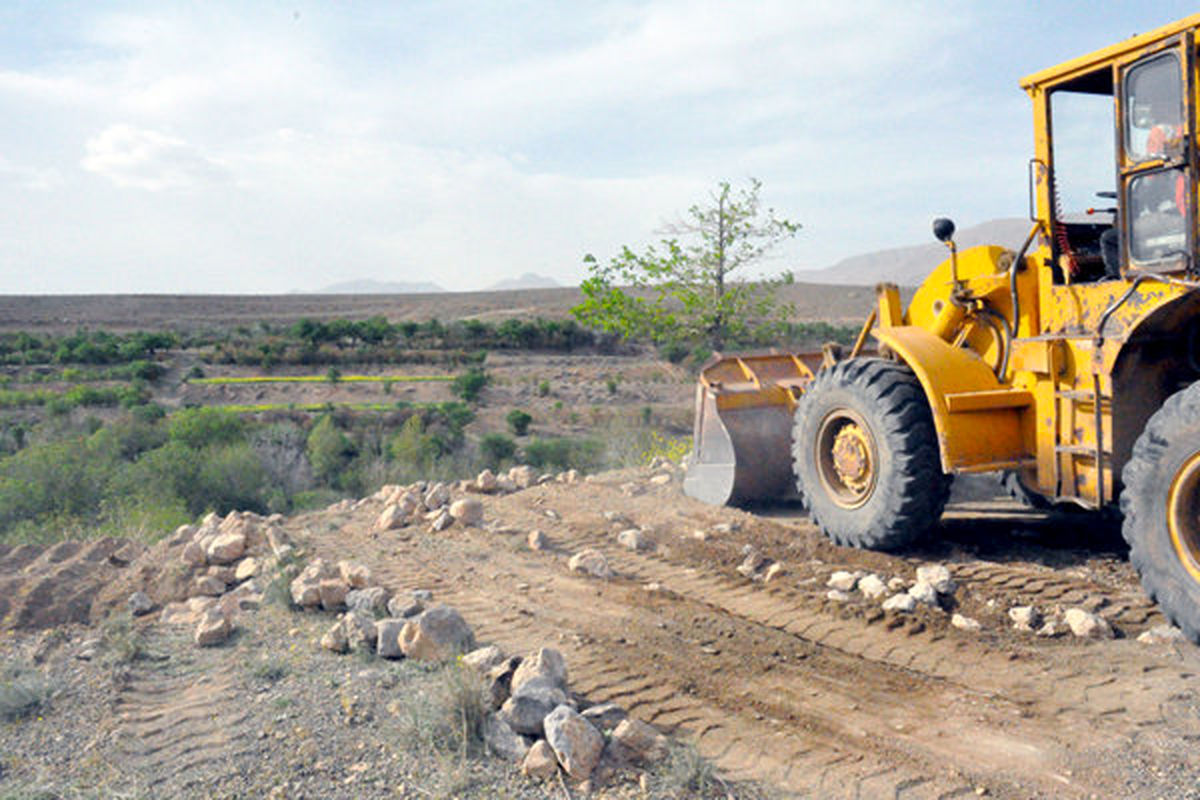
[1121,381,1200,643]
[793,358,951,550]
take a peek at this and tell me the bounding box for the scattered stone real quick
[1036,620,1064,638]
[1008,606,1042,632]
[827,571,860,592]
[375,504,408,532]
[544,704,604,780]
[649,474,671,486]
[342,610,378,651]
[462,645,507,673]
[321,622,349,653]
[603,511,631,525]
[691,529,709,541]
[376,619,405,659]
[429,510,454,532]
[712,522,739,534]
[484,714,529,762]
[388,595,424,619]
[581,702,628,732]
[194,609,232,646]
[608,718,668,764]
[887,577,908,592]
[449,498,483,526]
[346,587,390,616]
[907,581,939,607]
[318,579,349,611]
[510,465,537,489]
[500,678,568,735]
[161,596,217,626]
[620,482,644,497]
[398,605,475,661]
[424,483,450,510]
[882,593,917,613]
[568,549,614,579]
[511,647,568,695]
[617,528,649,551]
[563,469,580,484]
[412,589,434,603]
[527,530,548,551]
[738,551,770,579]
[127,591,154,617]
[291,561,331,608]
[206,565,236,585]
[76,638,101,661]
[495,477,517,493]
[857,574,887,600]
[916,564,956,595]
[1063,608,1114,639]
[1138,624,1186,644]
[826,589,852,603]
[522,739,559,780]
[763,563,786,583]
[476,469,498,493]
[951,613,982,632]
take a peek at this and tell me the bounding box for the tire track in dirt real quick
[111,632,254,796]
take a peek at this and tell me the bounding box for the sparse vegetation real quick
[505,409,532,437]
[0,667,51,721]
[451,369,490,403]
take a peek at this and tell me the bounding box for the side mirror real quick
[932,217,956,243]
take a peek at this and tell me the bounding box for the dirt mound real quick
[0,538,144,630]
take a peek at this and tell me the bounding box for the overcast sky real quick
[2,2,1197,293]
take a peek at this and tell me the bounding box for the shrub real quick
[307,415,355,485]
[522,436,604,472]
[388,416,439,474]
[194,442,270,515]
[479,434,516,469]
[326,365,342,383]
[451,369,489,403]
[536,380,551,397]
[0,669,51,721]
[169,407,245,449]
[505,409,532,437]
[606,375,619,394]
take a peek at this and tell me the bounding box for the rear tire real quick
[793,358,951,550]
[1121,381,1200,643]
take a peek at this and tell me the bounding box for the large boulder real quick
[290,559,332,608]
[1064,607,1114,639]
[375,618,405,659]
[543,704,604,780]
[194,609,232,647]
[483,715,529,762]
[345,586,390,616]
[375,504,408,532]
[206,530,246,565]
[398,605,475,661]
[337,561,372,589]
[522,739,559,780]
[607,718,668,764]
[449,498,483,526]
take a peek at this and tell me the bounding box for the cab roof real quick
[1020,13,1200,91]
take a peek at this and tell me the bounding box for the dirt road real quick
[304,471,1200,799]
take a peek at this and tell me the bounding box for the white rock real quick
[907,581,939,606]
[461,645,507,673]
[320,621,349,653]
[127,591,154,616]
[234,557,260,582]
[826,589,852,603]
[429,510,454,532]
[543,704,604,780]
[345,586,390,615]
[527,530,548,551]
[1138,624,1186,644]
[375,504,408,531]
[649,474,671,486]
[603,511,631,525]
[617,528,649,551]
[511,647,568,695]
[500,678,567,735]
[763,563,785,583]
[342,610,377,652]
[206,531,246,564]
[951,613,981,632]
[1063,608,1114,639]
[857,574,887,599]
[1008,605,1042,631]
[194,609,232,646]
[827,571,860,592]
[509,465,536,489]
[318,579,349,611]
[568,549,613,579]
[916,564,956,595]
[336,561,371,589]
[887,577,908,592]
[476,469,498,493]
[181,540,207,567]
[449,498,483,526]
[882,593,917,613]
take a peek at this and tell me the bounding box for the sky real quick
[2,2,1198,294]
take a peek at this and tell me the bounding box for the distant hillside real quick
[315,279,445,294]
[799,218,1032,286]
[485,272,561,291]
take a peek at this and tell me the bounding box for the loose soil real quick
[2,470,1198,799]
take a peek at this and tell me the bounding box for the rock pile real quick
[156,511,293,647]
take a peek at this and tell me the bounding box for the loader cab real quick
[1028,27,1197,283]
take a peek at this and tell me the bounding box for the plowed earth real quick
[3,471,1200,799]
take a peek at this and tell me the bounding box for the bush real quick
[522,436,604,472]
[479,434,516,469]
[451,369,489,403]
[307,415,355,485]
[169,407,245,449]
[0,669,51,721]
[536,380,551,397]
[505,409,532,437]
[194,442,270,515]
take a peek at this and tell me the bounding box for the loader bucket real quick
[683,352,823,506]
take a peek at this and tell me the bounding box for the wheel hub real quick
[1167,451,1200,583]
[815,410,878,509]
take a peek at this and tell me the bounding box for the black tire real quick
[792,358,951,550]
[1121,381,1200,643]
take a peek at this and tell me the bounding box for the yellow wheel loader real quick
[684,14,1200,642]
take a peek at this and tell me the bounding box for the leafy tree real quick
[506,409,532,437]
[168,407,245,449]
[452,369,489,403]
[306,415,355,484]
[479,433,516,469]
[572,178,800,351]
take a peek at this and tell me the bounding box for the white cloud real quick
[81,124,225,190]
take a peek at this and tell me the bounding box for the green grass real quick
[187,374,452,385]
